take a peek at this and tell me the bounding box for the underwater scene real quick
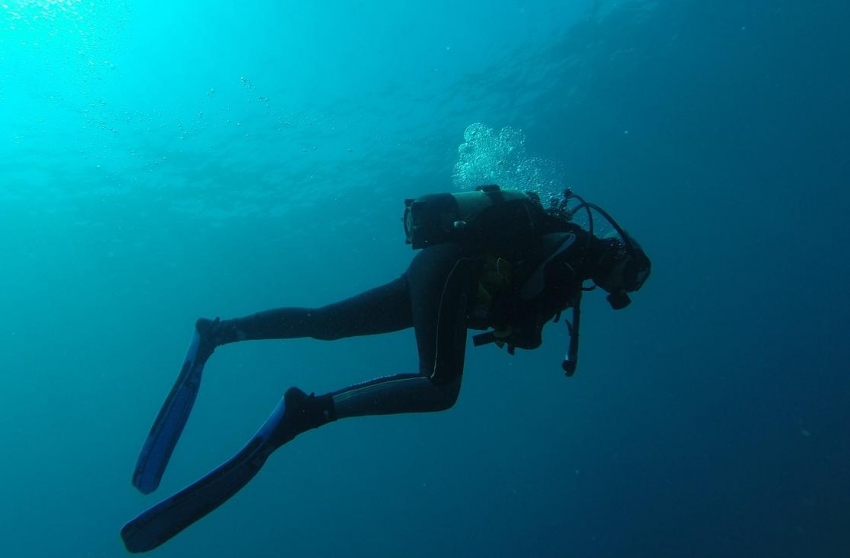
[1,0,848,556]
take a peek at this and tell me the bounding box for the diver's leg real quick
[332,245,476,417]
[196,276,413,359]
[285,244,476,430]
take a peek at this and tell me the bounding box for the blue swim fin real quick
[122,395,290,553]
[132,326,213,494]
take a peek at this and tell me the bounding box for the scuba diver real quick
[121,185,651,553]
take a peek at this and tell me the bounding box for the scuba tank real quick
[403,185,541,250]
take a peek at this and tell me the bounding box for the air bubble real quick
[452,123,561,199]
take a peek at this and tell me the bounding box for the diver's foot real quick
[270,387,336,448]
[194,317,225,363]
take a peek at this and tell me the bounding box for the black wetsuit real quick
[118,216,630,555]
[212,226,604,423]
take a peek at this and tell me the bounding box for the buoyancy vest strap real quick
[519,232,576,300]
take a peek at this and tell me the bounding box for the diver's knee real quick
[433,377,461,411]
[306,307,346,341]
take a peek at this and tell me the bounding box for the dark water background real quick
[1,1,848,557]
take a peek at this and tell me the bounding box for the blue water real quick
[1,1,848,556]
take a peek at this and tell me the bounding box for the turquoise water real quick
[2,1,848,556]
